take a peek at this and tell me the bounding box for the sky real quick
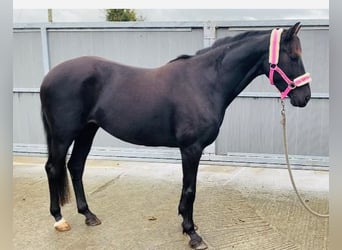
[13,9,329,23]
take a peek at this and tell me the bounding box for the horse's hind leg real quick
[45,139,73,232]
[179,144,208,250]
[67,122,101,226]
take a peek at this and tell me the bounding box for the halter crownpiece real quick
[268,28,312,99]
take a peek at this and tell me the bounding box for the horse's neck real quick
[216,36,269,107]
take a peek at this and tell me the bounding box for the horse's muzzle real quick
[290,94,311,107]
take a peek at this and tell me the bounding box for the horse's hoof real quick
[54,218,71,232]
[85,216,102,226]
[188,233,208,250]
[189,239,208,250]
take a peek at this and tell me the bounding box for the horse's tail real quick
[41,108,70,206]
[41,110,52,158]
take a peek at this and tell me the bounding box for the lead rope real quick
[280,100,329,218]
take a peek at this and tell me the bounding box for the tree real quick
[48,9,53,22]
[106,9,139,21]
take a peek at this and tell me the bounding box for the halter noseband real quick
[268,28,311,99]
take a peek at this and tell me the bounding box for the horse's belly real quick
[96,109,178,147]
[105,125,178,147]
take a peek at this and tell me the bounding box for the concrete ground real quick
[13,156,329,250]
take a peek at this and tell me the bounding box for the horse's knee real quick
[179,187,195,214]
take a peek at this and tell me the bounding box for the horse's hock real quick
[13,156,329,250]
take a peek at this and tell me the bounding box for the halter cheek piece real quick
[268,28,311,99]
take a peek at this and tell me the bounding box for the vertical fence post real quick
[203,21,216,48]
[40,25,50,76]
[203,21,217,155]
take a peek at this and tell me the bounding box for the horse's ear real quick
[285,22,301,41]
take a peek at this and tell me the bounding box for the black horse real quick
[40,23,311,249]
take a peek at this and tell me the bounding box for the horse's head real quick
[266,22,311,107]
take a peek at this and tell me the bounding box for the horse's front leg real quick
[179,144,208,250]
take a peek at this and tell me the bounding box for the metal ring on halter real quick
[270,64,277,69]
[289,83,296,89]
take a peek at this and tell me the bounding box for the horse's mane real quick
[168,30,270,63]
[168,54,193,63]
[197,30,269,55]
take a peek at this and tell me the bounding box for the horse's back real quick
[40,56,154,97]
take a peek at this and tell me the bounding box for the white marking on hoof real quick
[54,218,71,232]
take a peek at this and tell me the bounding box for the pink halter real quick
[268,28,311,99]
